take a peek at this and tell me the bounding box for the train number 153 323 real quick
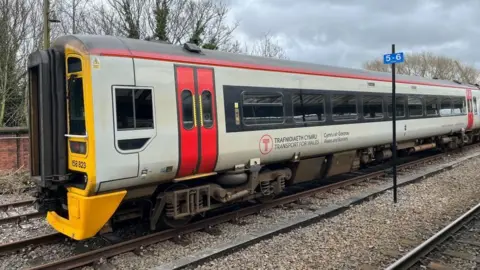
[72,160,87,169]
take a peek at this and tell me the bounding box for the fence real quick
[0,127,29,171]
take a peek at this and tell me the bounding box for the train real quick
[27,34,480,240]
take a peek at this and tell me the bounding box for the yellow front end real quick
[45,43,127,240]
[47,191,126,240]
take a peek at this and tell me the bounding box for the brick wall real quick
[0,127,29,172]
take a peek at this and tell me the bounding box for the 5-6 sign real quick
[383,52,404,64]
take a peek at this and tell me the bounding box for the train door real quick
[466,89,474,130]
[174,66,218,178]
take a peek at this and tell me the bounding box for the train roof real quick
[54,34,478,90]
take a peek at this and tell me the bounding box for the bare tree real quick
[243,32,288,59]
[363,51,480,85]
[52,0,93,35]
[104,0,149,39]
[0,0,40,127]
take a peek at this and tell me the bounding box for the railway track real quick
[0,199,35,210]
[0,145,478,269]
[7,150,460,270]
[0,198,41,226]
[385,200,480,270]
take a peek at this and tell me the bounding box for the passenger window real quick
[387,96,406,118]
[115,88,154,130]
[293,93,325,123]
[201,91,213,128]
[474,97,478,114]
[452,97,466,115]
[68,77,86,135]
[181,90,194,129]
[362,95,383,119]
[302,94,325,122]
[332,94,357,121]
[242,93,284,125]
[408,96,423,117]
[440,98,452,116]
[425,96,438,116]
[292,94,303,123]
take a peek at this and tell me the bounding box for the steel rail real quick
[385,201,480,270]
[0,199,35,211]
[0,232,63,255]
[0,211,43,226]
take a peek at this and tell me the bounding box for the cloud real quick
[227,0,480,69]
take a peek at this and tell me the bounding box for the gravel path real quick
[0,149,479,270]
[193,155,480,270]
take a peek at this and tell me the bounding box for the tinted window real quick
[408,96,423,117]
[292,94,303,123]
[69,77,86,135]
[135,89,154,128]
[242,93,284,125]
[67,57,82,73]
[302,94,325,122]
[201,91,213,128]
[362,95,383,119]
[425,96,438,116]
[181,90,194,129]
[118,138,149,150]
[116,88,134,129]
[452,97,466,115]
[387,96,406,118]
[292,93,325,123]
[440,98,452,116]
[474,97,478,114]
[332,94,357,121]
[115,88,154,130]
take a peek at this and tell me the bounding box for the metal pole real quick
[72,0,76,34]
[392,44,397,203]
[43,0,50,49]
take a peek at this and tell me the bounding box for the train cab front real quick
[27,40,126,240]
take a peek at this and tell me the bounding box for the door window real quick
[113,86,156,152]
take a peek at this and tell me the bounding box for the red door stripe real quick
[196,68,218,173]
[467,89,474,130]
[175,66,199,177]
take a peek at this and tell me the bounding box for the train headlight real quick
[70,141,87,154]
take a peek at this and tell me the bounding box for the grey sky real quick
[225,0,480,69]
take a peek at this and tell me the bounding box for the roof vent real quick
[183,43,202,53]
[453,79,462,84]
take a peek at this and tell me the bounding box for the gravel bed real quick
[0,147,479,270]
[0,218,53,245]
[194,156,480,270]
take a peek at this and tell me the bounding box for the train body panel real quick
[92,56,138,185]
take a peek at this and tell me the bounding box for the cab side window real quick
[115,88,154,130]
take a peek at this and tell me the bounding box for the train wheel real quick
[160,183,193,228]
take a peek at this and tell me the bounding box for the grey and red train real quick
[27,34,480,240]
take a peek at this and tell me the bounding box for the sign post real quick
[383,45,404,203]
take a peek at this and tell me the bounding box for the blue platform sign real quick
[383,52,404,64]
